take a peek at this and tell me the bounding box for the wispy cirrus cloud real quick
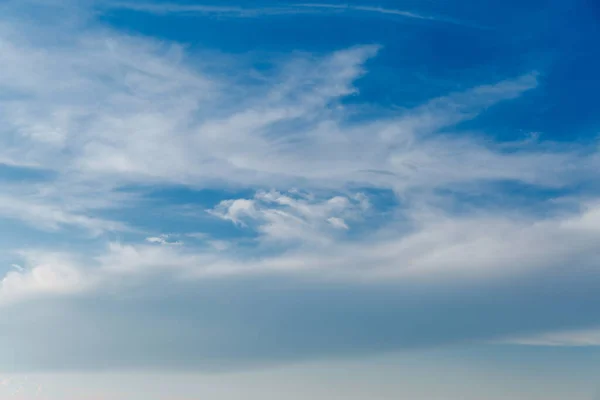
[295,3,432,20]
[100,1,442,23]
[2,18,570,203]
[99,1,294,17]
[98,1,488,30]
[295,3,488,28]
[0,195,128,235]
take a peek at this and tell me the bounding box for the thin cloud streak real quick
[297,4,489,28]
[295,3,430,20]
[100,1,472,26]
[100,1,321,17]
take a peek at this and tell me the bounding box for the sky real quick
[0,0,600,398]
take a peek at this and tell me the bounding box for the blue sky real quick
[1,0,600,398]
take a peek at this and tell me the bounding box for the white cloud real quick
[2,197,600,303]
[0,193,129,235]
[146,234,183,246]
[327,217,349,230]
[208,190,368,244]
[0,251,90,305]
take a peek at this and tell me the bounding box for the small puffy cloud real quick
[208,190,369,244]
[208,199,258,226]
[145,234,183,246]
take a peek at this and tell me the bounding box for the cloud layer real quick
[1,0,600,373]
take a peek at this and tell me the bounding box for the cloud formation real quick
[1,0,600,374]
